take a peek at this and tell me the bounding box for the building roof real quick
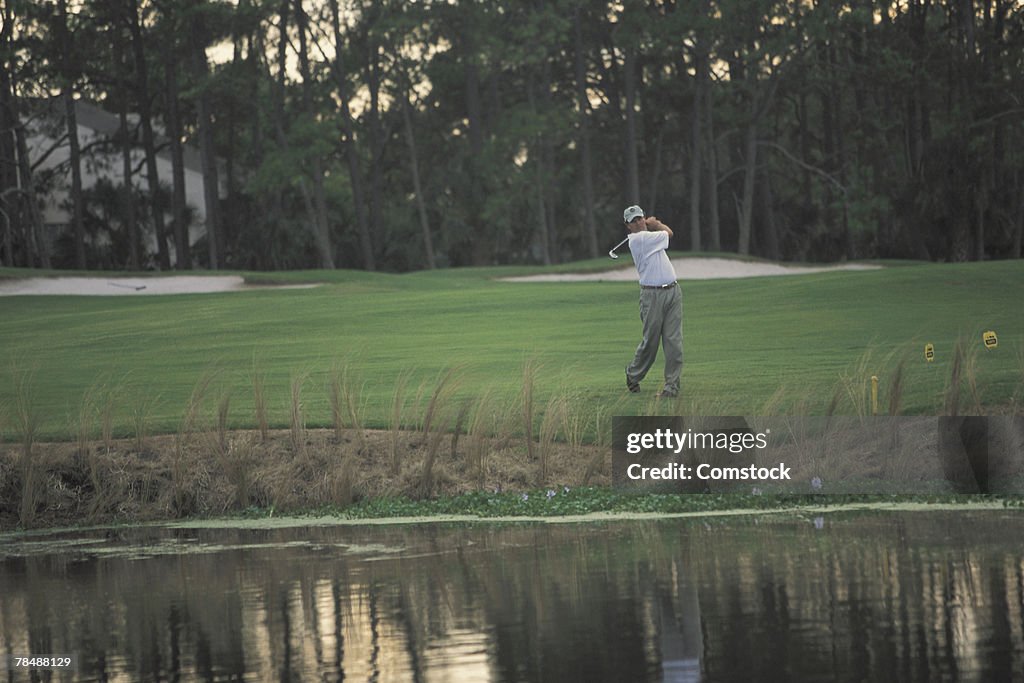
[39,96,210,176]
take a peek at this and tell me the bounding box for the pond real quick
[1,510,1022,682]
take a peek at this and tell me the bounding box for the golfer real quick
[622,205,682,398]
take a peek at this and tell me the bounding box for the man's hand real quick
[645,216,673,238]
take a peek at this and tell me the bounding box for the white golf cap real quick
[623,205,644,223]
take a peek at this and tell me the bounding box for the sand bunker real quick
[0,258,881,296]
[0,276,319,296]
[502,257,881,282]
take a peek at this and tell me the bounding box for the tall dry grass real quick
[408,367,465,497]
[467,389,497,488]
[251,359,270,442]
[76,384,109,520]
[327,363,345,442]
[289,372,307,455]
[76,384,98,458]
[216,388,232,453]
[325,361,367,452]
[421,366,462,437]
[450,398,473,459]
[387,369,413,475]
[218,433,256,510]
[12,365,41,527]
[888,360,905,416]
[945,340,965,416]
[99,382,118,453]
[520,358,539,464]
[129,386,158,453]
[537,394,564,483]
[173,371,215,515]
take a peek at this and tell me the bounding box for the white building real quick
[25,97,223,266]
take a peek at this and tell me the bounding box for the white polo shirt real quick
[628,231,677,286]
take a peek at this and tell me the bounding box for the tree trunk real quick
[365,1,384,252]
[8,47,48,268]
[191,38,222,270]
[738,119,758,255]
[57,0,86,270]
[0,0,14,266]
[706,85,721,252]
[527,80,551,266]
[113,26,139,270]
[759,176,780,260]
[648,127,665,214]
[572,9,598,259]
[464,27,490,266]
[128,0,171,270]
[689,32,705,251]
[328,0,375,270]
[271,0,292,270]
[541,58,558,263]
[13,120,48,267]
[294,0,334,269]
[400,81,435,269]
[163,48,190,269]
[623,47,641,205]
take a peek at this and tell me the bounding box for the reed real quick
[330,453,356,507]
[251,359,270,442]
[467,389,496,488]
[221,434,255,509]
[421,366,461,437]
[521,358,539,464]
[888,360,905,416]
[963,343,984,415]
[537,395,564,484]
[945,340,964,416]
[289,372,307,455]
[417,414,450,499]
[825,384,842,417]
[561,391,587,462]
[77,384,107,519]
[216,389,232,453]
[129,387,158,453]
[838,349,875,419]
[181,370,215,435]
[12,365,41,527]
[340,363,366,452]
[387,369,413,475]
[173,371,215,516]
[593,393,627,450]
[328,363,345,442]
[76,384,98,458]
[99,382,118,452]
[450,398,473,460]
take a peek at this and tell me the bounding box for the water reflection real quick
[1,512,1023,682]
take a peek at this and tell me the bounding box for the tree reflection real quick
[0,513,1022,682]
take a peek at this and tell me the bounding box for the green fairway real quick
[1,259,1022,440]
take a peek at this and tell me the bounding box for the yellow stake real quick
[871,375,879,415]
[925,343,935,362]
[983,330,998,349]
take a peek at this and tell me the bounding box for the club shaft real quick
[610,237,629,253]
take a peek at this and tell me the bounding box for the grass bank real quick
[2,259,1022,441]
[1,259,1022,529]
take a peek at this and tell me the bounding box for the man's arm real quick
[644,216,673,238]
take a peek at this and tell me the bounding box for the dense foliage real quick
[2,0,1022,271]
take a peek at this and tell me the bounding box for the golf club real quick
[608,236,629,259]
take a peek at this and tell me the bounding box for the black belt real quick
[640,283,676,290]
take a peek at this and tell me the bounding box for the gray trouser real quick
[626,284,683,394]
